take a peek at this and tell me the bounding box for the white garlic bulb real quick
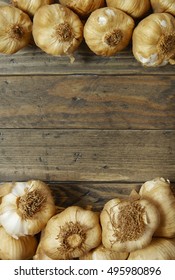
[132,13,175,67]
[12,0,53,17]
[0,180,56,239]
[32,4,83,57]
[106,0,150,18]
[0,5,32,54]
[84,7,135,56]
[150,0,175,16]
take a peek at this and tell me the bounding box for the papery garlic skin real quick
[128,238,175,260]
[0,5,32,54]
[0,227,38,260]
[150,0,175,16]
[40,206,102,260]
[132,13,175,67]
[80,244,129,260]
[0,180,56,239]
[84,7,135,56]
[100,197,160,252]
[32,4,83,56]
[139,177,175,238]
[12,0,53,17]
[106,0,150,18]
[59,0,105,17]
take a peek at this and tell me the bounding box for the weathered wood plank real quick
[0,75,175,129]
[0,129,174,182]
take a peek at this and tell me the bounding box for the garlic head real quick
[139,177,175,238]
[106,0,150,18]
[132,13,175,66]
[0,226,38,260]
[100,197,160,252]
[40,206,102,259]
[150,0,175,16]
[32,4,83,57]
[84,7,135,56]
[12,0,54,17]
[0,180,56,238]
[0,5,32,54]
[59,0,105,17]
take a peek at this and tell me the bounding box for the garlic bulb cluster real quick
[139,177,175,238]
[132,13,175,66]
[12,0,53,17]
[59,0,105,18]
[150,0,175,16]
[32,4,84,57]
[106,0,150,18]
[128,238,175,260]
[38,206,102,259]
[0,5,32,54]
[84,7,135,56]
[0,180,56,239]
[100,196,160,252]
[0,226,38,260]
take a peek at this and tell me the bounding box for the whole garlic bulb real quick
[139,177,175,238]
[40,206,102,259]
[0,226,38,260]
[132,12,175,67]
[0,180,56,239]
[12,0,53,17]
[32,4,83,57]
[0,5,32,54]
[59,0,105,17]
[84,7,135,56]
[150,0,175,16]
[128,238,175,260]
[100,196,160,252]
[106,0,150,18]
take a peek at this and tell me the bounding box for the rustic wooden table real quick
[0,3,175,210]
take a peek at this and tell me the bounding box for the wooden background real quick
[0,1,175,211]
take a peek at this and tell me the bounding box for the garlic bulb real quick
[33,242,53,260]
[128,238,175,260]
[100,196,160,252]
[59,0,105,17]
[0,180,56,239]
[106,0,150,18]
[0,5,32,54]
[139,177,175,238]
[150,0,175,16]
[132,13,175,67]
[84,7,135,56]
[32,4,83,57]
[40,206,102,259]
[0,226,38,260]
[12,0,53,17]
[80,244,129,260]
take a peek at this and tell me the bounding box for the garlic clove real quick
[12,0,54,17]
[83,7,135,56]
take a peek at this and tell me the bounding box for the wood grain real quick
[0,75,175,129]
[0,129,174,182]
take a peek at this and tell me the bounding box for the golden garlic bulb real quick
[40,206,102,259]
[0,180,56,238]
[0,227,38,260]
[106,0,150,18]
[80,244,129,260]
[128,238,175,260]
[59,0,105,17]
[0,5,32,54]
[32,4,83,57]
[100,197,160,252]
[12,0,53,17]
[139,177,175,238]
[84,7,135,56]
[150,0,175,16]
[132,13,175,67]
